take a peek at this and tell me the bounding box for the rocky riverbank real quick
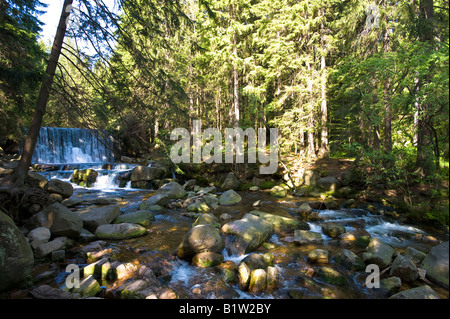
[1,166,449,299]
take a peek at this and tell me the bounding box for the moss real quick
[237,183,253,191]
[259,180,278,190]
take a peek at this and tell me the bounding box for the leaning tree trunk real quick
[11,0,73,186]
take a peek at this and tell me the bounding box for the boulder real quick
[322,222,346,238]
[390,255,418,282]
[187,201,211,213]
[113,210,155,227]
[293,230,323,245]
[269,185,287,198]
[248,269,267,293]
[73,275,101,297]
[156,182,186,199]
[192,252,224,268]
[219,190,242,206]
[317,176,341,191]
[47,179,74,198]
[249,211,309,235]
[130,166,165,181]
[139,194,169,210]
[176,224,225,259]
[0,211,34,292]
[316,267,346,285]
[28,172,48,189]
[238,262,251,291]
[221,172,240,191]
[266,266,279,292]
[183,179,197,191]
[338,249,365,270]
[221,213,274,255]
[404,247,427,265]
[33,202,83,238]
[77,205,121,232]
[379,276,402,296]
[34,237,66,259]
[421,241,449,289]
[30,285,80,299]
[241,253,268,271]
[192,213,220,228]
[362,237,395,269]
[28,227,51,244]
[95,223,148,240]
[389,285,440,299]
[298,203,312,216]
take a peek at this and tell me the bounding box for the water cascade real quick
[31,127,115,164]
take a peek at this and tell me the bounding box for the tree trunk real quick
[416,0,435,177]
[10,0,73,186]
[232,28,240,128]
[319,9,328,158]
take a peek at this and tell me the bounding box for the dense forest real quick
[2,0,448,222]
[0,0,449,302]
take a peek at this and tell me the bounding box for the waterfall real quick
[31,127,114,164]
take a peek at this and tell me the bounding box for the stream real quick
[22,164,449,300]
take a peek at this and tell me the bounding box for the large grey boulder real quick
[249,210,309,235]
[156,182,186,199]
[77,205,121,232]
[390,255,418,282]
[219,190,242,206]
[221,213,274,255]
[113,210,155,227]
[362,237,395,269]
[130,166,165,182]
[221,172,240,191]
[176,224,225,259]
[0,211,34,292]
[47,179,74,199]
[34,237,66,259]
[294,230,323,245]
[95,223,148,240]
[33,202,83,238]
[389,285,440,299]
[139,193,169,210]
[421,241,449,289]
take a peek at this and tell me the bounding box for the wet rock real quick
[74,275,101,297]
[78,205,121,232]
[308,249,329,264]
[248,269,267,293]
[249,210,309,235]
[270,185,287,198]
[241,253,268,270]
[156,182,186,199]
[113,210,155,227]
[71,169,99,187]
[192,252,224,268]
[183,179,197,191]
[0,210,34,292]
[79,229,96,243]
[221,172,240,191]
[220,213,232,221]
[33,202,83,238]
[218,261,237,283]
[221,213,274,255]
[176,224,225,259]
[339,232,357,247]
[219,190,242,206]
[95,223,148,240]
[421,241,449,289]
[293,230,323,245]
[28,172,48,190]
[30,285,80,299]
[362,237,395,269]
[34,237,66,259]
[51,249,65,262]
[116,262,139,281]
[390,255,418,282]
[187,201,211,213]
[252,200,261,207]
[263,253,275,267]
[316,267,346,285]
[404,247,427,265]
[130,166,165,182]
[322,222,346,238]
[389,285,440,299]
[47,179,74,199]
[238,262,251,291]
[249,186,259,192]
[337,249,365,270]
[83,258,109,279]
[192,213,220,228]
[266,266,279,292]
[379,276,402,296]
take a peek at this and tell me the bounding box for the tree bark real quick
[10,0,73,186]
[319,9,328,158]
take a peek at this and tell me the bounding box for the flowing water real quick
[22,128,448,299]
